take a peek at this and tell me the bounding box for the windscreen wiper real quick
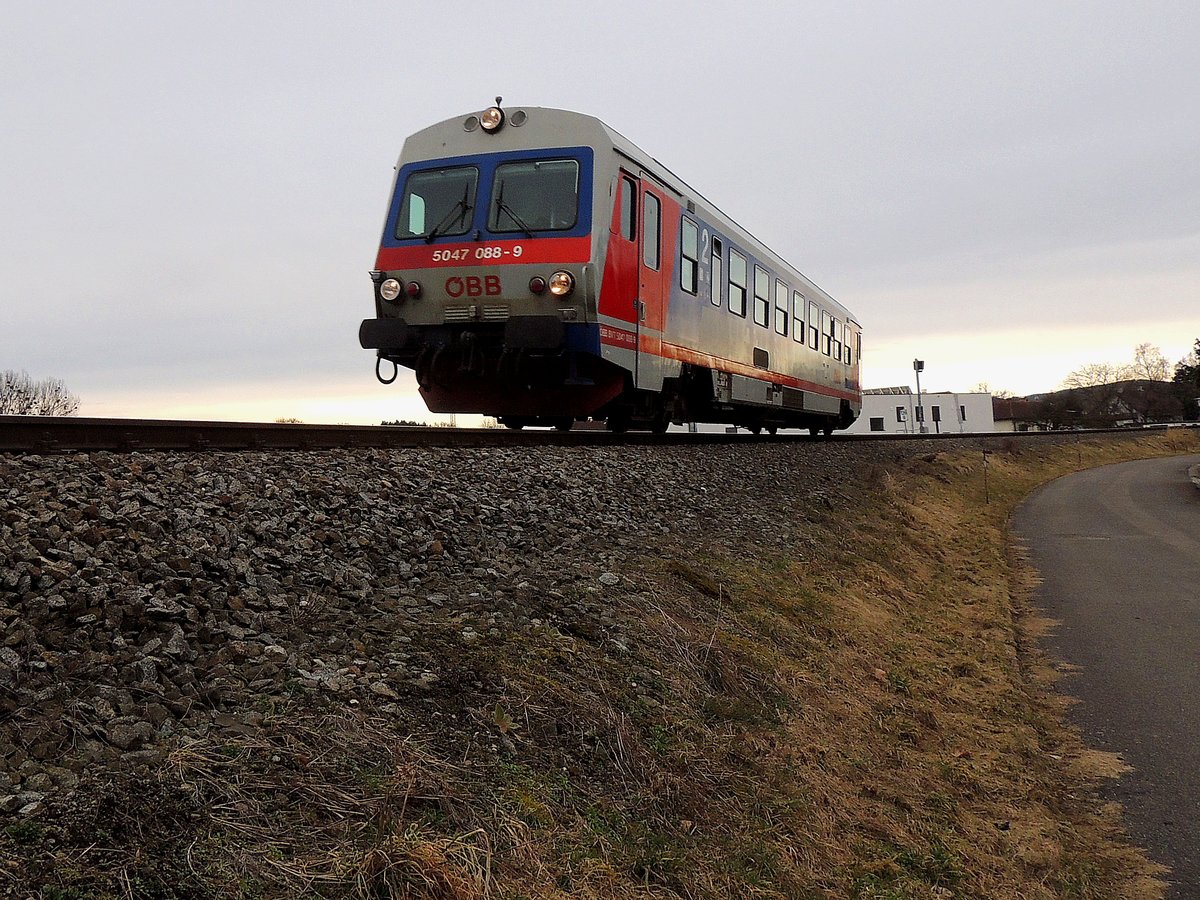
[423,186,472,243]
[494,182,535,238]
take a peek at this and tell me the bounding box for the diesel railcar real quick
[359,101,861,433]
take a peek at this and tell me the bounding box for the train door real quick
[636,175,668,389]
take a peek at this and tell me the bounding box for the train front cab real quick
[359,125,629,428]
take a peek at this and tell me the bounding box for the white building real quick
[843,387,995,435]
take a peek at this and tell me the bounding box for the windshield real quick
[395,166,478,239]
[488,159,580,233]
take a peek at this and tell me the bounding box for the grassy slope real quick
[7,430,1197,899]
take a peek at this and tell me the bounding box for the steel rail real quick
[0,415,1167,455]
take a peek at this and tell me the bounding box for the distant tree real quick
[1062,361,1131,389]
[1173,338,1200,418]
[1175,339,1200,377]
[381,419,424,426]
[0,369,80,416]
[1122,380,1183,423]
[1130,343,1172,381]
[274,417,303,424]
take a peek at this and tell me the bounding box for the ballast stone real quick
[0,440,874,812]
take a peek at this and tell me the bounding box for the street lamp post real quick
[914,359,927,434]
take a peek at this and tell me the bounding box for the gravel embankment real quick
[0,434,1101,817]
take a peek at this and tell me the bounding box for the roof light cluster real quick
[463,97,526,135]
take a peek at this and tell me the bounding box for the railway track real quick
[0,416,807,453]
[0,415,1166,454]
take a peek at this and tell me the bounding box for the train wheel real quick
[767,425,778,436]
[808,426,820,437]
[606,416,629,433]
[749,425,762,435]
[554,418,574,432]
[822,426,834,436]
[505,423,524,431]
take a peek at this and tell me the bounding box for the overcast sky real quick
[3,1,1197,423]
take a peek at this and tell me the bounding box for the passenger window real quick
[729,249,747,317]
[832,319,842,360]
[792,291,805,343]
[643,193,660,270]
[808,301,819,350]
[753,266,769,327]
[774,280,788,335]
[680,217,699,294]
[620,176,636,241]
[710,238,723,307]
[821,310,832,356]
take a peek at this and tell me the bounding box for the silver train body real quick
[359,104,861,433]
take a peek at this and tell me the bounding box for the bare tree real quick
[972,381,1014,399]
[1061,361,1132,389]
[0,370,81,416]
[1130,343,1172,381]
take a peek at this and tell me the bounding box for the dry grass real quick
[162,711,503,898]
[12,430,1197,898]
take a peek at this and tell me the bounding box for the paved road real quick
[1014,454,1200,897]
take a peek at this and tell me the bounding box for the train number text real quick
[431,245,523,263]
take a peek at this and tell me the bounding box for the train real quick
[359,100,861,434]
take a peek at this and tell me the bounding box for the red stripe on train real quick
[599,329,859,403]
[660,341,860,402]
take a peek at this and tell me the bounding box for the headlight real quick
[480,106,505,133]
[548,271,575,297]
[380,278,402,301]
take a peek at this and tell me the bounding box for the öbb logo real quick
[445,276,501,298]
